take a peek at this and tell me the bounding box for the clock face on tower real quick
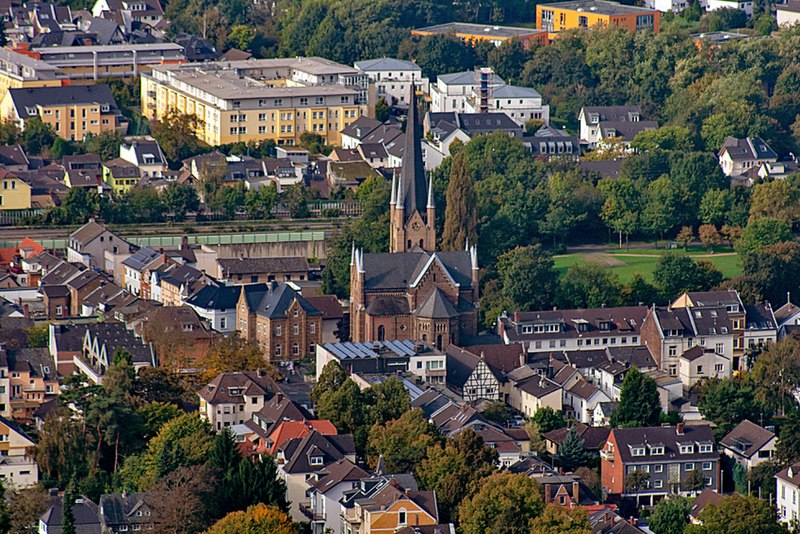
[411,222,421,230]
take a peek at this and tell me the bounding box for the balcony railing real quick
[299,503,325,522]
[600,449,614,461]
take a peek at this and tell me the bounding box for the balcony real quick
[299,502,324,522]
[600,449,614,461]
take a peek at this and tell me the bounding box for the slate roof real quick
[415,288,458,319]
[580,159,623,179]
[493,84,542,99]
[445,345,493,388]
[689,488,725,519]
[280,430,356,474]
[543,423,610,450]
[98,492,153,527]
[774,302,800,325]
[501,306,647,343]
[340,116,383,140]
[40,261,82,286]
[242,282,322,319]
[355,58,421,72]
[397,85,427,224]
[719,136,777,161]
[309,458,369,494]
[360,251,474,292]
[305,295,343,319]
[720,419,775,459]
[85,323,154,364]
[218,257,309,275]
[186,283,241,311]
[514,374,561,398]
[599,120,659,141]
[5,347,57,380]
[366,296,410,315]
[198,371,279,405]
[610,424,717,464]
[69,220,108,246]
[0,144,29,167]
[9,85,121,119]
[39,497,101,534]
[777,461,800,486]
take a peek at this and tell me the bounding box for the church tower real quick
[389,85,436,253]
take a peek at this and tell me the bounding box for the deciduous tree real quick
[442,151,477,251]
[457,472,543,534]
[610,367,661,427]
[204,504,295,534]
[685,494,786,534]
[649,496,691,534]
[531,505,591,534]
[367,409,438,473]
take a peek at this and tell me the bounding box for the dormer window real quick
[631,447,645,456]
[25,107,37,115]
[650,446,664,455]
[699,444,713,453]
[599,321,611,332]
[521,325,533,334]
[679,444,694,454]
[310,456,323,466]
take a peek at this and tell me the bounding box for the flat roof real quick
[177,56,359,77]
[34,42,185,54]
[540,0,658,15]
[0,49,62,74]
[414,22,547,38]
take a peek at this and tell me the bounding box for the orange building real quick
[537,0,660,35]
[412,22,549,49]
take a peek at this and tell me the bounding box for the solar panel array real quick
[322,339,420,360]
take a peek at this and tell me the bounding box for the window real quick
[631,447,645,456]
[292,343,299,356]
[696,365,703,375]
[704,477,713,486]
[698,444,713,453]
[293,324,300,335]
[310,456,323,466]
[398,509,407,525]
[299,97,308,106]
[715,363,724,373]
[702,462,712,470]
[275,344,281,357]
[679,444,694,454]
[310,323,316,334]
[650,446,664,455]
[654,479,663,489]
[275,325,281,336]
[685,463,695,471]
[716,343,724,354]
[668,346,677,357]
[653,464,664,473]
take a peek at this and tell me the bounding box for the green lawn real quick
[553,246,742,283]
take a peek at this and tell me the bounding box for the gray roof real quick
[9,85,121,119]
[280,430,356,474]
[544,1,657,15]
[354,57,421,72]
[243,282,321,319]
[122,247,160,271]
[445,345,486,388]
[415,288,458,319]
[493,84,542,99]
[599,120,659,141]
[436,70,506,87]
[340,116,383,140]
[69,220,108,246]
[320,339,429,361]
[360,251,474,292]
[98,493,153,527]
[84,323,154,365]
[720,419,775,459]
[611,424,717,464]
[397,86,428,225]
[218,257,309,275]
[186,282,241,310]
[719,136,778,161]
[39,497,101,534]
[416,22,545,39]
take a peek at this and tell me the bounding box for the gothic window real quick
[377,325,385,341]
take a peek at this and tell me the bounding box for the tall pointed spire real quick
[427,173,434,209]
[390,171,397,206]
[398,82,427,223]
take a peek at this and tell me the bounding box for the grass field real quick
[553,246,742,283]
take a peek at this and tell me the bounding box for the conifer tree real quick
[442,151,477,251]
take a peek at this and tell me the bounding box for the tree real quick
[311,361,347,405]
[8,487,49,534]
[574,467,601,500]
[282,183,311,218]
[441,151,478,251]
[138,402,183,439]
[530,407,565,434]
[697,378,763,440]
[699,189,732,227]
[752,337,800,417]
[686,494,786,534]
[0,480,10,534]
[199,337,273,383]
[417,429,498,523]
[397,34,477,80]
[610,367,661,427]
[676,226,694,249]
[244,184,277,219]
[487,38,528,83]
[559,427,592,471]
[25,323,49,348]
[531,505,591,534]
[367,409,438,473]
[641,175,679,242]
[132,366,191,406]
[227,24,256,51]
[371,377,410,424]
[698,224,722,252]
[736,217,793,259]
[630,125,695,152]
[32,407,91,486]
[146,465,214,534]
[497,244,559,312]
[744,242,800,307]
[777,410,800,464]
[150,111,206,166]
[598,177,640,248]
[653,253,722,300]
[622,274,661,307]
[162,182,200,220]
[558,264,623,309]
[316,379,373,454]
[298,132,330,155]
[457,472,543,534]
[21,117,56,155]
[84,131,124,161]
[61,479,76,534]
[204,504,295,534]
[624,470,650,508]
[684,469,706,493]
[375,97,390,122]
[649,496,691,534]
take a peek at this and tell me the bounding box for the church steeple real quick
[389,83,436,253]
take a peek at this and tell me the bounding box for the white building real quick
[198,371,279,431]
[578,106,658,149]
[463,84,549,126]
[705,0,752,16]
[0,416,38,488]
[678,346,731,391]
[645,0,689,12]
[119,137,168,178]
[185,282,239,333]
[563,378,611,424]
[776,463,800,527]
[720,420,776,471]
[354,58,429,107]
[718,137,778,178]
[778,1,800,26]
[305,458,368,533]
[315,340,446,385]
[430,70,505,113]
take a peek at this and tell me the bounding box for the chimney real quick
[514,311,520,322]
[181,235,189,250]
[572,481,579,503]
[676,423,685,435]
[544,483,552,503]
[23,303,29,317]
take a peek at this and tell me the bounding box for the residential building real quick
[38,496,101,533]
[0,48,65,103]
[718,136,778,178]
[705,0,753,16]
[185,281,241,333]
[153,262,206,306]
[141,58,368,147]
[18,42,185,81]
[62,153,103,190]
[497,306,648,354]
[645,0,690,13]
[92,0,164,26]
[265,419,337,455]
[340,116,402,150]
[119,137,168,177]
[778,0,800,26]
[743,302,779,352]
[67,220,130,268]
[777,462,800,526]
[339,473,440,534]
[775,301,800,339]
[98,492,157,533]
[543,423,610,456]
[305,295,344,344]
[578,106,658,149]
[506,365,564,417]
[429,70,505,114]
[101,157,140,194]
[304,458,369,534]
[350,91,478,350]
[316,340,446,384]
[0,347,59,422]
[421,117,472,171]
[678,346,730,391]
[525,124,581,160]
[463,83,550,126]
[49,323,84,375]
[276,430,357,522]
[412,22,548,49]
[564,377,611,424]
[720,420,776,470]
[537,1,660,34]
[353,58,429,108]
[198,370,280,431]
[122,247,165,296]
[218,257,311,284]
[445,345,503,401]
[77,323,155,384]
[601,424,719,505]
[688,488,725,524]
[132,306,218,367]
[237,282,322,359]
[0,169,32,210]
[0,415,38,488]
[1,85,127,141]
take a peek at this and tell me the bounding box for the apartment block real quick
[140,57,369,147]
[537,0,660,34]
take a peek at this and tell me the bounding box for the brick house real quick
[236,282,322,360]
[601,423,719,506]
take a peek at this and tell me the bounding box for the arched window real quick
[398,509,407,525]
[407,239,412,250]
[377,325,385,341]
[419,239,424,248]
[436,334,443,350]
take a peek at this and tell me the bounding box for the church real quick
[349,87,479,350]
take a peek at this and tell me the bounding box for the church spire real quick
[398,83,427,223]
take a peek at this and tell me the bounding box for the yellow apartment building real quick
[140,57,369,147]
[102,158,141,194]
[0,48,66,103]
[1,84,128,141]
[537,0,660,34]
[412,22,549,49]
[0,169,31,210]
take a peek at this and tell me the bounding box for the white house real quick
[578,106,658,149]
[776,462,800,527]
[705,0,752,16]
[121,247,162,296]
[119,137,168,178]
[430,70,505,113]
[305,458,368,534]
[775,301,800,339]
[645,0,689,13]
[354,58,429,107]
[421,122,472,170]
[718,136,778,178]
[185,282,239,333]
[777,1,800,26]
[464,84,549,126]
[563,377,611,424]
[720,420,776,471]
[678,346,731,392]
